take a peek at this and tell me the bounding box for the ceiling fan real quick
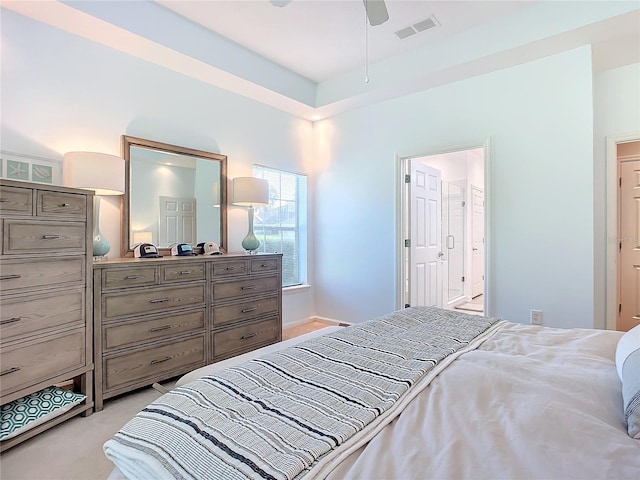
[269,0,389,26]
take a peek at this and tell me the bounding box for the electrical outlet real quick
[530,309,543,325]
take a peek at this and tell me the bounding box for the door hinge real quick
[619,303,622,314]
[405,239,411,247]
[462,200,466,207]
[620,241,622,252]
[619,177,622,187]
[461,276,465,282]
[405,174,411,183]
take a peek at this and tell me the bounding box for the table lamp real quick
[232,176,269,253]
[63,152,125,257]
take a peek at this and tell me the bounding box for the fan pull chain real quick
[364,0,370,83]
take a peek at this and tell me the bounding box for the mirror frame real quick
[121,135,227,257]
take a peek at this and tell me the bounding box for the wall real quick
[0,9,315,326]
[314,46,595,328]
[593,63,640,330]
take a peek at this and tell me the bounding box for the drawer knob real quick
[0,274,21,281]
[241,285,257,290]
[241,307,257,314]
[0,317,21,325]
[150,356,172,365]
[149,325,172,333]
[0,366,21,376]
[42,234,62,240]
[124,275,140,280]
[149,298,170,304]
[240,333,257,340]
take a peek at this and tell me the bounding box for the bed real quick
[104,306,640,479]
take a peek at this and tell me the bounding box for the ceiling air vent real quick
[394,15,440,40]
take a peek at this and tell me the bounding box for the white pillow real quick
[616,324,640,380]
[615,324,640,438]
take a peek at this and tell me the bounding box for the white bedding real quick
[108,321,640,479]
[327,322,639,479]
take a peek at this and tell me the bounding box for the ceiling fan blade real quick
[363,0,389,26]
[269,0,292,7]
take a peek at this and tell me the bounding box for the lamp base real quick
[242,206,260,254]
[93,196,111,258]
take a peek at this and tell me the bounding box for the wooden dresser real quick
[93,253,282,410]
[0,179,94,450]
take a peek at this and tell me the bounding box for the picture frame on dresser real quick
[0,179,94,451]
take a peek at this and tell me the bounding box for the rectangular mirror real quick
[121,135,227,256]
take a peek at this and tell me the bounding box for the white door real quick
[410,162,441,307]
[159,196,197,246]
[619,159,640,331]
[471,185,484,298]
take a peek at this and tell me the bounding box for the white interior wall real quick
[593,63,640,330]
[314,46,595,328]
[0,10,315,326]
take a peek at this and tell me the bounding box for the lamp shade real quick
[63,152,125,195]
[232,177,269,206]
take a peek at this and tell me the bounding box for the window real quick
[253,166,307,287]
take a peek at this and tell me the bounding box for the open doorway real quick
[399,145,488,315]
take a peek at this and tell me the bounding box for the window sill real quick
[282,284,311,295]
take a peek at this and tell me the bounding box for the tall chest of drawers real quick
[93,253,282,410]
[0,179,94,450]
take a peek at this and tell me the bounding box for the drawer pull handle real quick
[0,274,21,281]
[124,275,140,280]
[260,264,269,268]
[179,271,191,275]
[150,356,172,365]
[0,367,21,376]
[241,285,257,290]
[61,203,71,207]
[0,317,21,325]
[225,267,236,271]
[0,198,8,203]
[149,325,172,332]
[149,298,170,304]
[42,234,61,240]
[241,307,257,313]
[241,333,257,340]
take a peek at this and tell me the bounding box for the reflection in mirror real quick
[121,136,227,256]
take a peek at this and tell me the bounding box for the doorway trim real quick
[605,133,640,330]
[396,138,493,316]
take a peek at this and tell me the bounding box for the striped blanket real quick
[104,307,504,480]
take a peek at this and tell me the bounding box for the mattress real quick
[106,314,640,479]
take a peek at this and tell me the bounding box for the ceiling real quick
[3,1,640,121]
[157,0,537,83]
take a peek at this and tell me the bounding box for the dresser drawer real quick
[162,263,205,283]
[250,257,279,274]
[101,266,158,290]
[103,334,205,392]
[103,309,205,351]
[37,191,87,218]
[211,260,248,277]
[213,275,279,301]
[0,289,84,342]
[0,257,85,292]
[0,328,86,396]
[213,296,279,326]
[3,220,85,254]
[0,186,32,215]
[213,317,280,360]
[102,284,206,320]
